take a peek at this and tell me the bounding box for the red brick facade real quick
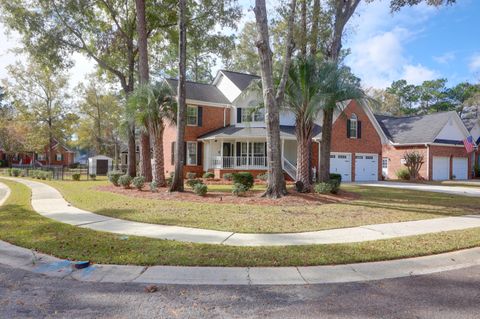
[330,100,383,181]
[163,105,230,177]
[8,143,74,167]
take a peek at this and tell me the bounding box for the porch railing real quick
[211,156,267,169]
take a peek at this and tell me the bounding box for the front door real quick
[222,143,233,168]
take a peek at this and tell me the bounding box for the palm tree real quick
[284,57,371,191]
[127,83,176,186]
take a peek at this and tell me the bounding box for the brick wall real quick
[330,100,383,181]
[382,144,429,180]
[429,145,472,179]
[163,105,230,177]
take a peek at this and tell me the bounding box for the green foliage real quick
[186,172,197,180]
[186,179,203,189]
[11,168,21,177]
[396,168,411,180]
[118,175,132,189]
[202,172,214,179]
[132,176,146,190]
[232,183,249,197]
[314,180,340,194]
[150,181,158,193]
[193,183,208,196]
[89,174,96,180]
[107,171,123,186]
[329,173,342,184]
[232,172,254,190]
[223,173,233,181]
[71,173,81,181]
[256,172,268,181]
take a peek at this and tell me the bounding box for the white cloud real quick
[433,52,455,64]
[344,1,442,89]
[469,54,480,72]
[402,64,439,85]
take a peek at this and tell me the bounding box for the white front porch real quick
[202,139,298,172]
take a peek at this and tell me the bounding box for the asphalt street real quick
[1,263,479,318]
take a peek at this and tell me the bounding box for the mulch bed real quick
[96,184,359,206]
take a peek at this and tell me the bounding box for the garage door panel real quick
[355,153,378,182]
[432,156,450,181]
[452,157,468,180]
[330,153,351,182]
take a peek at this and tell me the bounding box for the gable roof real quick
[375,111,464,145]
[165,78,230,105]
[218,70,260,91]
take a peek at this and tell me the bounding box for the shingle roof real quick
[198,125,321,140]
[375,111,457,144]
[219,70,260,91]
[165,79,230,105]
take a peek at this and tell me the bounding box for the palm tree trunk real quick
[319,108,333,182]
[151,124,166,186]
[296,120,313,191]
[139,132,152,181]
[170,0,187,192]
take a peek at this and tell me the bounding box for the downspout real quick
[224,107,226,127]
[425,143,430,181]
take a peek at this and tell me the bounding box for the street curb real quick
[1,180,480,285]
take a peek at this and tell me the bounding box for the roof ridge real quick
[219,69,260,77]
[165,78,218,86]
[374,110,455,120]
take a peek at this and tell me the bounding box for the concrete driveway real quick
[357,181,480,197]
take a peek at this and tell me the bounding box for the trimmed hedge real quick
[193,183,208,196]
[118,175,132,189]
[232,172,254,190]
[132,176,146,190]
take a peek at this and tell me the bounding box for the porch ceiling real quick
[198,125,321,141]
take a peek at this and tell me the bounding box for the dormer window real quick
[347,113,361,139]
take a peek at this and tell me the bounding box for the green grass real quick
[2,178,480,266]
[39,179,480,233]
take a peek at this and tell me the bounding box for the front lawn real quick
[2,178,480,267]
[40,178,480,233]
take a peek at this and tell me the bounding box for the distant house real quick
[9,139,75,167]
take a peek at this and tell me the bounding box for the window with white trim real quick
[253,108,265,122]
[186,105,198,126]
[38,154,46,161]
[186,142,197,165]
[350,113,358,138]
[56,153,62,161]
[240,108,265,123]
[253,142,266,157]
[382,158,388,169]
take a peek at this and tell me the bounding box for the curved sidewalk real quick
[2,180,480,285]
[3,177,480,246]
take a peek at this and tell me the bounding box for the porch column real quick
[220,139,223,169]
[205,141,210,170]
[247,140,250,169]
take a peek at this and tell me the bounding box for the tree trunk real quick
[309,0,320,56]
[170,0,187,192]
[151,124,166,186]
[254,0,288,198]
[300,0,307,57]
[139,132,152,181]
[296,120,313,191]
[319,107,333,182]
[127,124,136,176]
[135,0,152,182]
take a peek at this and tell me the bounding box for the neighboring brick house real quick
[9,139,75,167]
[376,111,473,180]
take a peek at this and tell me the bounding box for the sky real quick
[0,0,479,90]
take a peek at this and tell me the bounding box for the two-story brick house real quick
[8,139,75,167]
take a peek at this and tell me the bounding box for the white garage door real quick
[452,157,468,180]
[330,153,352,182]
[355,154,378,181]
[432,156,450,181]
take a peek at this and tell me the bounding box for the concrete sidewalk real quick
[1,239,480,285]
[2,177,480,246]
[357,181,480,197]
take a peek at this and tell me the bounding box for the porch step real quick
[282,157,296,180]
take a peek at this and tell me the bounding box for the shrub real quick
[193,183,208,196]
[232,172,254,190]
[232,182,249,197]
[403,151,424,180]
[186,172,197,180]
[186,178,203,189]
[118,175,132,189]
[223,173,233,181]
[396,168,410,181]
[329,173,342,184]
[108,170,123,186]
[11,168,21,177]
[132,176,146,190]
[294,181,305,192]
[150,181,158,193]
[257,172,268,181]
[89,174,97,180]
[203,171,214,179]
[315,182,334,194]
[72,173,81,181]
[7,168,12,176]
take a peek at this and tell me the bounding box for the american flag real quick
[463,135,475,153]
